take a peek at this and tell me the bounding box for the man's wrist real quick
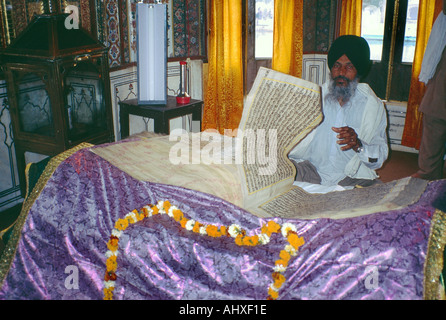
[354,139,364,153]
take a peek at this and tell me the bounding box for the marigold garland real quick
[103,200,304,300]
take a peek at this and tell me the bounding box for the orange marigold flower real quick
[107,238,119,251]
[108,238,118,247]
[172,209,183,222]
[279,250,291,263]
[180,218,188,228]
[206,225,219,237]
[288,233,305,249]
[272,272,284,280]
[262,220,281,236]
[242,235,259,246]
[272,272,286,288]
[220,226,228,237]
[268,287,279,300]
[275,258,288,268]
[274,279,286,289]
[106,256,117,272]
[103,288,114,300]
[151,206,159,215]
[261,224,268,235]
[220,226,229,237]
[135,211,145,221]
[192,221,202,233]
[267,221,281,233]
[235,234,244,246]
[114,218,129,231]
[163,200,171,211]
[242,236,251,246]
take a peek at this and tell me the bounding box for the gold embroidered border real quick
[424,208,446,300]
[0,143,93,289]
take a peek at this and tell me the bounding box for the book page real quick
[236,67,322,209]
[256,177,428,220]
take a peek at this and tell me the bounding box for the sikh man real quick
[289,35,388,191]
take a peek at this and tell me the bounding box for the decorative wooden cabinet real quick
[1,13,114,195]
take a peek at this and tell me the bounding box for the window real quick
[402,0,419,63]
[255,0,274,59]
[361,0,387,61]
[244,0,274,93]
[361,0,419,101]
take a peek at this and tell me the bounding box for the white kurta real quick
[289,81,388,186]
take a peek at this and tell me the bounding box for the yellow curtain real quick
[401,0,443,149]
[339,0,363,36]
[272,0,303,78]
[202,0,244,133]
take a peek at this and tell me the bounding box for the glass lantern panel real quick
[16,72,54,137]
[64,62,106,141]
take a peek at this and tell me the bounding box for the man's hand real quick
[332,126,360,151]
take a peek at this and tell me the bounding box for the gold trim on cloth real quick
[424,209,446,300]
[0,143,93,289]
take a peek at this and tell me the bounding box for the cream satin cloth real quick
[91,133,244,208]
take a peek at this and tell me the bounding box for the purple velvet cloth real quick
[0,148,444,300]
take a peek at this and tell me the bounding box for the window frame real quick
[361,0,415,101]
[244,0,273,94]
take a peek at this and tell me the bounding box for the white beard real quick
[325,76,359,105]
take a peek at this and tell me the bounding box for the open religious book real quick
[92,67,428,219]
[235,67,322,210]
[238,67,427,219]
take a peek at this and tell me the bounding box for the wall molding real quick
[302,53,330,85]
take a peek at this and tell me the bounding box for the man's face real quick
[330,54,358,87]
